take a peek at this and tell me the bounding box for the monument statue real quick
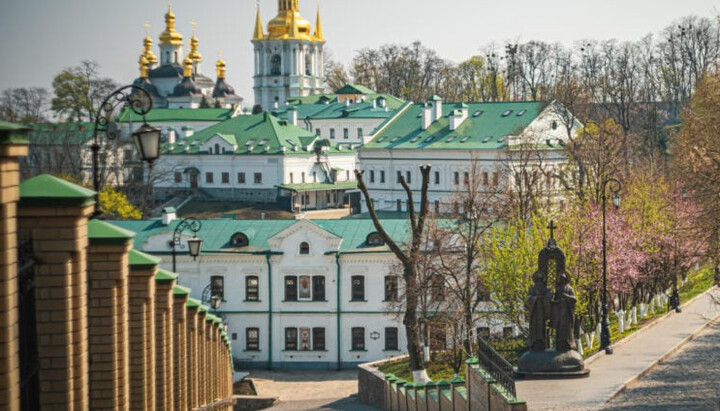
[516,221,589,378]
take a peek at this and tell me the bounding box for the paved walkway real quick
[248,369,378,410]
[601,320,720,410]
[515,287,720,410]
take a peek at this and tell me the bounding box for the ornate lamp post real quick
[171,217,203,272]
[92,85,161,217]
[600,178,622,354]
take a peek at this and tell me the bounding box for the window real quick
[367,232,385,246]
[215,143,220,155]
[238,172,246,184]
[313,171,317,182]
[221,172,229,184]
[454,171,459,185]
[477,283,491,301]
[492,172,499,186]
[463,172,469,186]
[174,172,182,183]
[385,327,398,350]
[301,172,306,183]
[357,128,363,138]
[206,172,214,184]
[299,242,310,255]
[313,328,326,350]
[346,170,350,181]
[289,172,294,184]
[369,170,375,183]
[246,276,259,301]
[396,199,402,212]
[312,276,326,301]
[482,172,489,186]
[380,170,385,183]
[211,275,224,301]
[315,128,321,136]
[351,327,365,350]
[384,276,398,301]
[285,328,297,350]
[305,54,312,75]
[285,275,325,301]
[434,171,440,185]
[406,171,411,184]
[284,276,298,301]
[397,171,402,183]
[254,172,262,184]
[351,275,365,301]
[330,128,336,139]
[246,328,260,351]
[503,327,514,338]
[434,200,440,214]
[343,128,349,139]
[232,333,237,340]
[271,54,282,75]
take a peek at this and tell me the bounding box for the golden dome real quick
[189,22,202,63]
[142,22,158,64]
[266,0,314,41]
[182,55,193,77]
[159,6,183,46]
[216,58,227,79]
[139,55,149,78]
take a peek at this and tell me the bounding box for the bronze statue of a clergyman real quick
[516,220,589,378]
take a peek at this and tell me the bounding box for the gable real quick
[267,219,342,253]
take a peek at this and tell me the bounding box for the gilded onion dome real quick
[142,22,158,64]
[159,5,183,46]
[266,0,314,41]
[216,52,227,79]
[139,55,149,78]
[189,21,202,62]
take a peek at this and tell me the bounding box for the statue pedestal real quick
[515,349,590,379]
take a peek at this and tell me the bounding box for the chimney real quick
[449,104,469,131]
[372,99,377,109]
[287,106,298,126]
[429,95,443,122]
[422,103,433,130]
[378,97,386,108]
[167,128,177,144]
[161,207,177,225]
[183,126,194,138]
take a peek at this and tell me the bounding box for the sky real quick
[0,0,718,107]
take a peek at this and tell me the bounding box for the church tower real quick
[252,0,326,110]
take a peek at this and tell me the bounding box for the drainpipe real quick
[265,253,273,370]
[335,252,342,370]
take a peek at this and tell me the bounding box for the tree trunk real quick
[404,266,424,372]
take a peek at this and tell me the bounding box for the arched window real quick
[305,54,312,76]
[215,143,220,155]
[366,232,385,246]
[230,232,250,247]
[299,242,310,255]
[270,54,282,75]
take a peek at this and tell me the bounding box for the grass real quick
[179,199,294,220]
[378,266,716,381]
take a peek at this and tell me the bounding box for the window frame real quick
[246,327,260,351]
[351,327,365,351]
[245,275,259,301]
[254,172,262,184]
[385,327,398,351]
[238,172,246,184]
[351,275,365,301]
[284,327,298,350]
[284,276,298,301]
[210,275,224,301]
[206,172,214,184]
[313,327,326,351]
[384,276,398,302]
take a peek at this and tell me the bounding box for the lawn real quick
[179,199,294,220]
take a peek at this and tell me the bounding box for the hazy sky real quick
[1,0,718,106]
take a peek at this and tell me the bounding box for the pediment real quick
[267,219,342,252]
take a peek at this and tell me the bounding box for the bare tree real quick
[0,87,50,123]
[355,165,432,382]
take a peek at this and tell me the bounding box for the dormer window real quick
[230,232,250,247]
[215,143,220,155]
[366,232,385,246]
[299,242,310,255]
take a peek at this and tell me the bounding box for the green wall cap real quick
[173,285,191,297]
[436,380,451,387]
[88,220,135,245]
[213,316,222,325]
[19,174,95,207]
[128,249,161,268]
[450,377,465,384]
[206,313,218,323]
[155,268,179,284]
[198,305,209,314]
[465,357,479,365]
[186,298,201,309]
[0,121,30,145]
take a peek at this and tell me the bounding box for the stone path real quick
[601,321,720,410]
[515,287,720,410]
[248,369,379,410]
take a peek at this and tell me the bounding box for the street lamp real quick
[171,217,203,272]
[600,177,622,354]
[92,85,161,217]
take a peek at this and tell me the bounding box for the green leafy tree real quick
[98,185,142,220]
[51,60,117,122]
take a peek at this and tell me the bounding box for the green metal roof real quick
[0,121,31,131]
[19,174,95,207]
[276,181,357,193]
[365,101,548,150]
[25,123,94,146]
[117,107,235,123]
[110,217,413,254]
[88,220,135,246]
[335,84,376,95]
[128,249,161,268]
[161,112,355,156]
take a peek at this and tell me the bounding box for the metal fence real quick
[17,237,39,411]
[476,336,517,397]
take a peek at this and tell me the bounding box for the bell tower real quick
[252,0,326,110]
